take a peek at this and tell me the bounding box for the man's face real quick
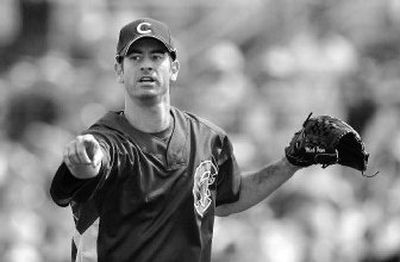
[115,37,179,103]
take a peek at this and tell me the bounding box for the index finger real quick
[74,139,92,164]
[78,135,99,159]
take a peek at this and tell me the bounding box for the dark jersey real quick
[50,107,242,262]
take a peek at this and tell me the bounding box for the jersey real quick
[50,107,242,262]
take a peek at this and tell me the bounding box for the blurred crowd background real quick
[0,0,400,261]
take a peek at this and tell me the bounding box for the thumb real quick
[81,135,103,166]
[91,146,104,167]
[83,139,98,160]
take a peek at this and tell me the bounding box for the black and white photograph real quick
[0,0,399,261]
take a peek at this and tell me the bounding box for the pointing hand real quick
[63,134,104,179]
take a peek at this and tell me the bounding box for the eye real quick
[128,54,142,61]
[152,53,165,61]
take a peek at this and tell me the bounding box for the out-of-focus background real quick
[0,0,399,261]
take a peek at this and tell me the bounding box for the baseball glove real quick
[285,113,374,176]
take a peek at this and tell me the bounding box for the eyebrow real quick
[128,48,167,55]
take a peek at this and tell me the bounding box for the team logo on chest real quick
[193,160,218,217]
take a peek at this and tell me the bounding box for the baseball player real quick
[50,18,368,262]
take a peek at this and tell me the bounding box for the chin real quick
[135,93,164,105]
[128,87,168,104]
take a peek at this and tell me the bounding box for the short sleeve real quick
[215,136,242,206]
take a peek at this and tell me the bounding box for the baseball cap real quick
[116,18,177,61]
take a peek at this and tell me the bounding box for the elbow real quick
[215,205,236,217]
[49,184,71,207]
[215,192,243,217]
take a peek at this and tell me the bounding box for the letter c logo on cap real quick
[137,22,151,34]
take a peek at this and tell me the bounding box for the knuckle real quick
[76,135,85,143]
[82,134,93,140]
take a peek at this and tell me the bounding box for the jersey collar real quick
[94,107,188,170]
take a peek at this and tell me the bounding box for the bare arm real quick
[215,157,301,217]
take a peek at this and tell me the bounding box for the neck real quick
[124,97,171,133]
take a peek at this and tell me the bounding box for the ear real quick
[170,60,180,82]
[114,62,124,83]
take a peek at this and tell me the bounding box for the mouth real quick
[138,76,156,84]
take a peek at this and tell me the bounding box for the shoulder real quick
[81,111,126,144]
[172,107,227,137]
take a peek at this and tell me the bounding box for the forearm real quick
[215,157,301,216]
[50,162,102,207]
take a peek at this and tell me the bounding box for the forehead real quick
[128,37,168,53]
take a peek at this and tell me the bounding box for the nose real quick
[140,57,153,72]
[140,65,153,71]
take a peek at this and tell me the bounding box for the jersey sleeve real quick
[215,135,242,206]
[49,132,113,207]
